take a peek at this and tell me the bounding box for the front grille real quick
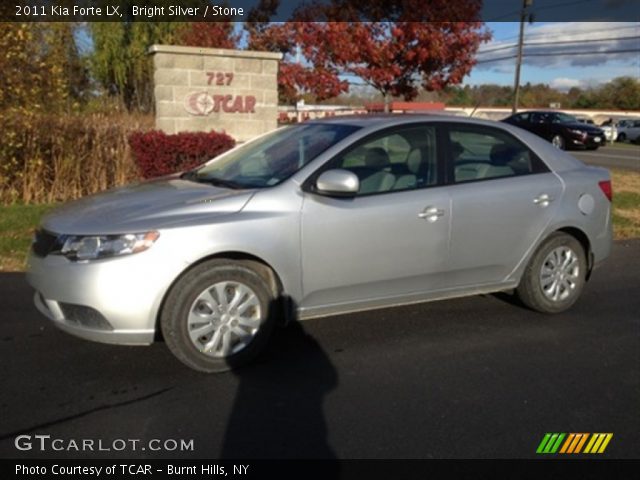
[58,303,113,331]
[32,229,60,257]
[586,132,603,141]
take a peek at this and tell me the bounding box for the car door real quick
[630,120,640,141]
[530,112,553,140]
[299,124,452,312]
[444,123,563,286]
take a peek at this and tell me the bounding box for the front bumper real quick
[569,133,603,148]
[26,237,189,346]
[33,291,154,345]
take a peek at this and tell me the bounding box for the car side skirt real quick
[297,280,519,320]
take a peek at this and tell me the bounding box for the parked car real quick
[576,117,595,125]
[27,115,613,372]
[616,118,640,143]
[600,123,618,143]
[502,110,605,150]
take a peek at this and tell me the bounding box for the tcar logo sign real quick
[184,92,215,116]
[184,92,257,116]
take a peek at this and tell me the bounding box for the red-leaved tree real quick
[294,0,492,110]
[244,11,348,104]
[178,20,239,49]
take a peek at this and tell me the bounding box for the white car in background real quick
[600,124,617,143]
[616,119,640,143]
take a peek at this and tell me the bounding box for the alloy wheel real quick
[539,246,580,302]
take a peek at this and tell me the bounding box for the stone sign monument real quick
[149,45,282,142]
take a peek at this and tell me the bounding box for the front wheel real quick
[516,233,587,314]
[617,133,626,142]
[551,134,566,150]
[161,259,277,373]
[586,145,599,150]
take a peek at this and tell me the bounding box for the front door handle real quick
[533,193,554,207]
[418,206,445,222]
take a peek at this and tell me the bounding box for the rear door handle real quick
[418,206,445,222]
[533,193,553,207]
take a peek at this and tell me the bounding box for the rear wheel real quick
[161,259,277,373]
[516,232,587,314]
[551,135,566,150]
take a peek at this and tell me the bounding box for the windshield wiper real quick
[180,171,244,189]
[180,170,198,181]
[197,176,245,190]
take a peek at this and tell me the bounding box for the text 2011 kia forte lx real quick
[27,115,613,372]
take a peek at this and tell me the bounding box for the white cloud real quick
[549,77,583,90]
[476,22,640,71]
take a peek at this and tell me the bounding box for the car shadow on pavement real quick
[220,308,339,462]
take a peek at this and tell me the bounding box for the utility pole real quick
[512,0,533,114]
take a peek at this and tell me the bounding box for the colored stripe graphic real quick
[537,433,613,454]
[584,433,614,454]
[536,433,565,454]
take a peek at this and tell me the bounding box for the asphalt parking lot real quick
[0,240,638,459]
[573,145,639,171]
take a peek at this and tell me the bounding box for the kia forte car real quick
[27,115,613,372]
[502,111,605,150]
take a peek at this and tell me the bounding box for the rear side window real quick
[446,124,548,184]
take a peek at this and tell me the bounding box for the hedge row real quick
[128,130,235,179]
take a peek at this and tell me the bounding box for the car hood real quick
[564,122,603,133]
[41,175,256,235]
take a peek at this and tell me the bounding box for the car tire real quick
[161,259,277,373]
[551,135,566,150]
[617,133,626,142]
[516,232,587,314]
[586,145,598,150]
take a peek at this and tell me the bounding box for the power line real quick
[490,24,638,44]
[525,47,640,56]
[476,47,640,64]
[477,55,518,64]
[478,35,640,55]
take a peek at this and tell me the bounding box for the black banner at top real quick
[2,0,640,22]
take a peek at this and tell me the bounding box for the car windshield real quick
[191,123,360,188]
[552,113,579,124]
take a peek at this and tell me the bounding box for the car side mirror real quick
[315,169,359,197]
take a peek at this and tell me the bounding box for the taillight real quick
[598,180,612,202]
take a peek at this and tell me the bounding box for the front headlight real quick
[569,129,587,137]
[60,231,160,261]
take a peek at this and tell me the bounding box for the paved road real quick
[1,240,638,460]
[572,145,639,171]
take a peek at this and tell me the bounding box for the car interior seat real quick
[359,147,396,194]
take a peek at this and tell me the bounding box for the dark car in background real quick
[502,111,605,151]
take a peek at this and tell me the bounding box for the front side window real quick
[551,112,579,124]
[194,123,360,188]
[448,125,546,183]
[531,112,550,124]
[328,125,438,195]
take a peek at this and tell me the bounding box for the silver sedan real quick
[27,115,613,372]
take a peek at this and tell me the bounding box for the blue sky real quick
[467,22,640,89]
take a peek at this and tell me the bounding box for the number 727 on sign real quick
[207,72,234,86]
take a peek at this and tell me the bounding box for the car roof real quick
[307,113,505,129]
